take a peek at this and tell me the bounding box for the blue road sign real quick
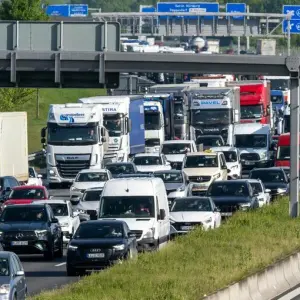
[142,7,156,13]
[226,3,246,20]
[157,2,219,20]
[46,4,88,17]
[283,5,300,34]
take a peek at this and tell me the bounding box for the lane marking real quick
[55,262,66,267]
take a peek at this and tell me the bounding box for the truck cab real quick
[42,103,108,188]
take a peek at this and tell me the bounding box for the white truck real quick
[78,95,145,163]
[233,123,272,172]
[0,112,28,183]
[184,87,240,146]
[41,103,108,189]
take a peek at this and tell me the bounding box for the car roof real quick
[13,185,44,190]
[153,170,182,174]
[134,153,161,157]
[85,187,104,191]
[162,140,194,144]
[81,220,126,226]
[247,179,262,183]
[0,251,14,259]
[251,167,284,172]
[186,151,218,156]
[106,162,134,166]
[210,147,238,152]
[78,169,107,174]
[5,203,47,209]
[32,200,67,204]
[211,179,249,184]
[174,196,210,201]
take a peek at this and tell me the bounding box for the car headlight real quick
[260,152,266,159]
[35,230,48,238]
[48,169,55,175]
[0,284,10,294]
[143,228,155,239]
[277,188,287,194]
[213,173,221,179]
[0,231,3,238]
[68,245,78,251]
[61,222,69,227]
[113,244,125,251]
[70,186,81,192]
[239,203,251,210]
[204,217,212,224]
[176,185,186,192]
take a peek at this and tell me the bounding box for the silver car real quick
[0,251,27,299]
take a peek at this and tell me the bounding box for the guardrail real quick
[28,150,45,162]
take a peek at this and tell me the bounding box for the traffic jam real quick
[0,74,291,277]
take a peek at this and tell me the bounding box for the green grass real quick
[18,89,106,153]
[32,198,300,300]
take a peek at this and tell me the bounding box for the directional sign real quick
[226,3,246,20]
[283,5,300,34]
[46,4,88,17]
[157,2,219,20]
[69,4,88,17]
[141,6,156,13]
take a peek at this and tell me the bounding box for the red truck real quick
[226,80,271,125]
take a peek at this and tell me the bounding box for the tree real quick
[0,0,48,111]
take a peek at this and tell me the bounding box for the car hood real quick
[76,201,99,211]
[165,154,185,162]
[209,196,252,203]
[183,168,220,177]
[70,238,125,248]
[136,165,171,172]
[164,182,183,192]
[170,211,213,222]
[0,222,47,231]
[72,182,106,190]
[56,216,70,223]
[5,199,35,205]
[262,182,288,190]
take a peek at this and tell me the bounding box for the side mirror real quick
[214,207,220,212]
[5,187,11,192]
[73,211,80,217]
[37,174,43,179]
[165,118,169,127]
[159,209,166,220]
[166,161,171,166]
[101,137,106,143]
[227,169,231,173]
[127,118,132,133]
[51,217,59,223]
[15,270,24,277]
[41,138,46,144]
[265,189,271,193]
[41,127,46,138]
[68,233,73,239]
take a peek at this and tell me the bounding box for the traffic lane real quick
[20,250,80,295]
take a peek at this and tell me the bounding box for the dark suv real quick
[0,204,63,260]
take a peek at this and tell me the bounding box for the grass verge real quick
[19,88,106,153]
[32,197,300,300]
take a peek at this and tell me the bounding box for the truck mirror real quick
[165,118,169,127]
[101,127,105,136]
[41,138,46,144]
[127,119,132,133]
[41,127,46,138]
[101,137,106,143]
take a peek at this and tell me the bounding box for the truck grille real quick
[189,176,211,183]
[56,159,90,179]
[240,153,260,161]
[4,231,37,241]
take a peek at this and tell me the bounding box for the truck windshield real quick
[144,111,161,130]
[99,196,155,218]
[47,123,98,145]
[235,134,267,148]
[104,116,122,137]
[271,95,283,104]
[241,105,263,119]
[162,143,191,154]
[270,79,289,91]
[191,109,232,125]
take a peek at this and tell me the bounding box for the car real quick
[160,140,197,170]
[153,170,189,207]
[66,220,138,275]
[27,167,43,186]
[70,169,112,205]
[116,173,154,178]
[170,196,221,234]
[3,185,49,208]
[249,167,289,200]
[132,153,172,173]
[186,182,209,197]
[206,180,259,218]
[0,176,20,202]
[247,179,271,207]
[105,162,138,178]
[195,135,225,151]
[33,200,80,244]
[0,251,27,299]
[0,204,63,260]
[75,187,103,220]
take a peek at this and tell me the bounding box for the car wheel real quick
[55,235,63,258]
[13,293,17,300]
[44,242,55,260]
[66,265,77,276]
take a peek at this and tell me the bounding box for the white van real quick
[98,177,170,252]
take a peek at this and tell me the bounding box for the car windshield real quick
[196,136,224,147]
[223,151,237,162]
[0,206,48,222]
[184,155,218,168]
[75,172,108,182]
[154,172,183,183]
[106,164,135,176]
[49,204,68,216]
[250,170,286,183]
[235,134,267,148]
[133,156,162,166]
[162,143,191,154]
[99,196,155,218]
[82,190,103,201]
[0,258,9,276]
[171,198,212,212]
[8,188,45,200]
[250,182,263,194]
[74,223,124,239]
[207,182,250,197]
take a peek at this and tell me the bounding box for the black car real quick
[249,167,289,200]
[206,180,259,217]
[66,220,137,276]
[0,204,63,260]
[0,176,20,203]
[105,162,138,178]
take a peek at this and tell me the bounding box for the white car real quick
[74,187,103,220]
[27,167,43,186]
[210,147,242,179]
[248,179,271,207]
[170,196,221,234]
[33,200,80,243]
[70,169,112,205]
[132,153,172,173]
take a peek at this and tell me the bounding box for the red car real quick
[4,185,49,206]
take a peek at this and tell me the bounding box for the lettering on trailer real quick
[193,100,228,105]
[59,113,85,123]
[144,106,159,111]
[103,108,117,112]
[282,5,300,34]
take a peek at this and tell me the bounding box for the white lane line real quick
[55,262,66,267]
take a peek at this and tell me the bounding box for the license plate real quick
[221,212,233,217]
[181,226,193,231]
[11,241,28,246]
[87,253,105,258]
[245,161,254,165]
